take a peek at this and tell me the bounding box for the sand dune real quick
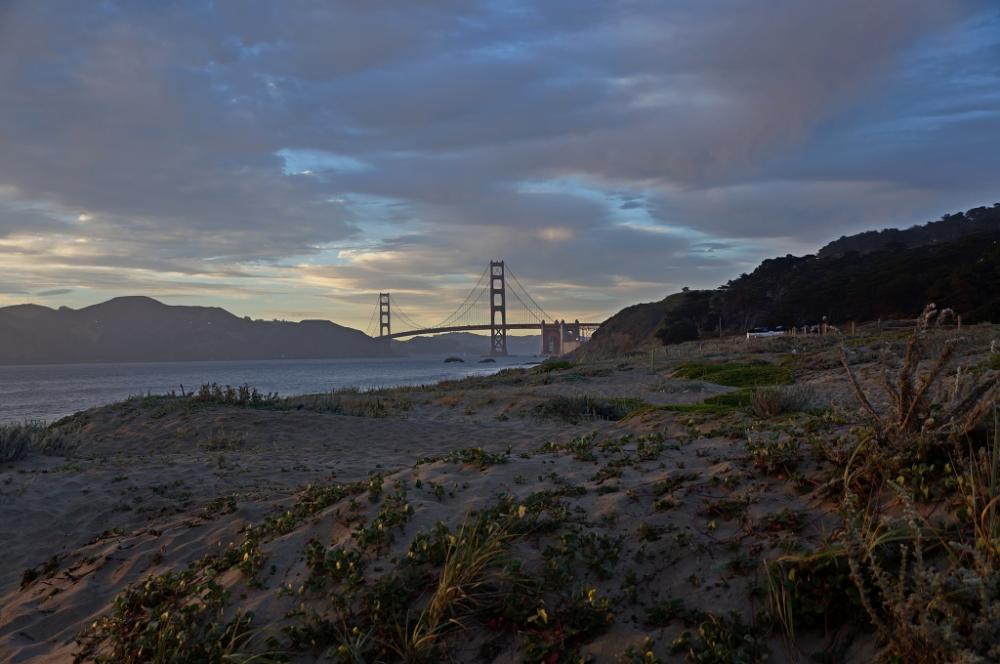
[2,331,996,662]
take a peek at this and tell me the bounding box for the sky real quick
[1,1,999,332]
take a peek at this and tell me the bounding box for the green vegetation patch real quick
[442,447,511,469]
[533,395,647,423]
[673,361,792,387]
[660,389,754,415]
[535,359,575,373]
[671,612,771,663]
[766,549,861,633]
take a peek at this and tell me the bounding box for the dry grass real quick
[0,423,34,463]
[750,385,815,418]
[394,512,516,660]
[0,422,80,463]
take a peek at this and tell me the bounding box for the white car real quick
[746,326,786,339]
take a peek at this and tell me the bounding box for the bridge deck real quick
[385,323,602,339]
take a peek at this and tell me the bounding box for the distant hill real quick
[579,205,1000,359]
[0,296,385,365]
[395,332,542,357]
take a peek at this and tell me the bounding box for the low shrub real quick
[766,547,860,636]
[193,383,278,407]
[745,434,801,475]
[670,612,770,663]
[0,423,33,463]
[750,385,814,418]
[536,359,575,373]
[0,422,81,463]
[534,396,646,423]
[674,361,792,387]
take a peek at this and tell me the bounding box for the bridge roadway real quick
[384,322,602,339]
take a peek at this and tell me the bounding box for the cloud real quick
[0,1,997,325]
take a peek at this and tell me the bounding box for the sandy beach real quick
[2,327,997,663]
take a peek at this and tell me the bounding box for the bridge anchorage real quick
[366,260,603,356]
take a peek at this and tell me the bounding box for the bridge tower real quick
[379,293,391,347]
[489,260,508,356]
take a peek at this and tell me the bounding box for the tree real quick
[655,319,698,346]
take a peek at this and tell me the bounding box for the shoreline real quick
[0,355,540,425]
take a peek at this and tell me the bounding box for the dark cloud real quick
[0,0,997,324]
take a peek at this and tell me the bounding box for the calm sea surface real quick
[0,356,537,424]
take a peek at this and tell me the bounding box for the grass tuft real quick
[534,395,646,423]
[0,421,81,463]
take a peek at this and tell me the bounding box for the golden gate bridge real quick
[364,261,603,356]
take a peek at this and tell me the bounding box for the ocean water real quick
[0,356,537,424]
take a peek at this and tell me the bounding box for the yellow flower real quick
[536,607,548,624]
[517,504,527,519]
[586,588,597,604]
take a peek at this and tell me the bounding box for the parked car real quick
[747,326,786,339]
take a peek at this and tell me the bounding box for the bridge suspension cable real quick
[380,264,492,333]
[432,265,489,329]
[363,294,379,337]
[389,300,428,331]
[506,265,554,322]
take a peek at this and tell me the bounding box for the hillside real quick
[0,297,385,365]
[571,292,706,358]
[819,204,1000,257]
[580,205,1000,359]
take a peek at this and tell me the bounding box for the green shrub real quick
[78,568,256,663]
[671,612,770,663]
[656,319,699,346]
[988,353,1000,371]
[534,396,646,423]
[674,361,792,387]
[745,435,801,474]
[443,447,510,469]
[536,359,574,373]
[661,389,753,414]
[766,548,860,635]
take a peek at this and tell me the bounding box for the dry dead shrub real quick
[750,385,815,418]
[842,482,1000,663]
[839,304,999,476]
[832,305,1000,662]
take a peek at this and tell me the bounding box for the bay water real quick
[0,356,536,424]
